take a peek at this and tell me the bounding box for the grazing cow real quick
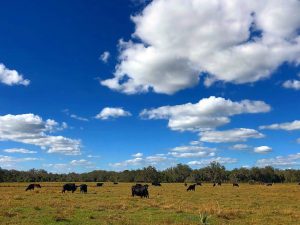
[79,184,87,193]
[25,184,41,191]
[184,183,187,186]
[132,184,149,198]
[62,183,77,193]
[152,182,161,186]
[217,182,222,186]
[298,182,300,185]
[213,183,216,187]
[96,183,103,187]
[266,183,273,186]
[113,182,118,185]
[233,183,239,187]
[187,184,196,191]
[196,182,202,186]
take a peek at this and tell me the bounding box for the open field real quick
[0,183,299,225]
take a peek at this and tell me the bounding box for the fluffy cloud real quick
[283,80,300,90]
[171,145,214,152]
[44,159,95,173]
[99,51,110,63]
[168,145,216,158]
[256,153,300,167]
[101,0,300,94]
[132,152,143,157]
[0,155,39,169]
[168,151,215,158]
[254,146,272,154]
[3,148,37,154]
[0,63,30,86]
[95,107,131,120]
[140,96,270,131]
[109,154,167,168]
[189,141,201,145]
[70,159,94,166]
[0,114,81,155]
[200,128,264,143]
[231,144,250,150]
[188,157,237,167]
[260,120,300,131]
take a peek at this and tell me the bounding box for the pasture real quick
[0,182,299,225]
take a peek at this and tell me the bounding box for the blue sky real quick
[0,0,300,173]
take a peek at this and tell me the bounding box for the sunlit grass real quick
[0,182,299,224]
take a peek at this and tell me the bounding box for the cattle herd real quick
[24,181,295,197]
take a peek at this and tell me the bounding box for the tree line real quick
[1,162,300,183]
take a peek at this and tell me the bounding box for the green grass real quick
[0,183,299,224]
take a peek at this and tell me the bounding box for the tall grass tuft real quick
[199,212,211,225]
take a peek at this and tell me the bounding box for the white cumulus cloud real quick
[0,155,39,169]
[3,148,37,154]
[256,153,300,167]
[99,51,110,63]
[140,96,270,131]
[0,114,81,155]
[102,0,300,94]
[95,107,131,120]
[109,154,167,168]
[283,80,300,90]
[231,144,251,150]
[260,120,300,131]
[132,152,143,157]
[0,63,30,86]
[200,128,264,143]
[254,146,272,154]
[188,157,237,167]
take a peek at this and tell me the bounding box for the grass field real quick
[0,182,299,225]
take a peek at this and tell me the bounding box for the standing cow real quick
[233,183,239,187]
[152,182,161,186]
[132,184,149,198]
[79,184,87,193]
[96,183,103,187]
[187,184,196,191]
[25,184,41,191]
[196,182,202,186]
[62,183,77,193]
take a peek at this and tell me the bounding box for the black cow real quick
[213,183,216,187]
[298,182,300,185]
[233,183,239,187]
[96,183,104,187]
[25,184,41,191]
[184,183,187,186]
[187,184,196,191]
[152,182,161,186]
[196,182,202,186]
[113,182,118,185]
[217,182,222,186]
[132,184,149,198]
[79,184,87,193]
[266,183,273,186]
[62,183,77,193]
